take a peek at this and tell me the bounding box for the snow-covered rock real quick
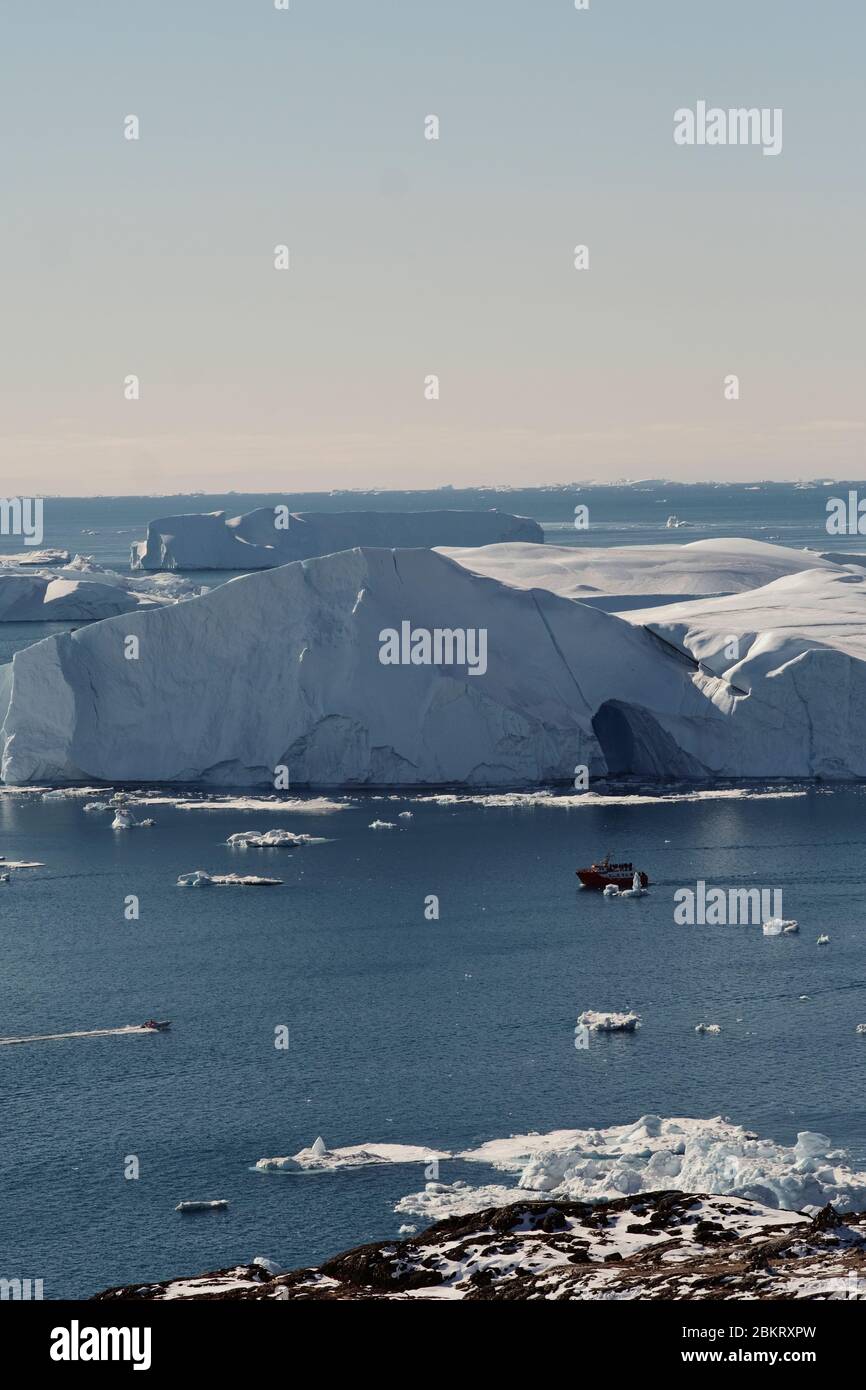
[132,507,543,571]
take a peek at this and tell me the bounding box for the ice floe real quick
[255,1137,448,1173]
[577,1010,641,1033]
[368,820,397,831]
[175,1200,229,1214]
[177,870,282,887]
[695,1023,721,1035]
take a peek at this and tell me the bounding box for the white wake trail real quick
[0,1024,156,1046]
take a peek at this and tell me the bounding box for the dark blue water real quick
[3,786,866,1297]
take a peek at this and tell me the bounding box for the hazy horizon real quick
[3,0,864,493]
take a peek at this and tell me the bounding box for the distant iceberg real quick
[131,507,543,571]
[0,556,203,621]
[177,869,282,887]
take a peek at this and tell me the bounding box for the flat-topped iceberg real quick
[132,507,543,571]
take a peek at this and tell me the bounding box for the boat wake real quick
[0,1024,160,1046]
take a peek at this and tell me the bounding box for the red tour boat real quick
[576,854,649,891]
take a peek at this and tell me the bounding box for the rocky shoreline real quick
[94,1190,866,1301]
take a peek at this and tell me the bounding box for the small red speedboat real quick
[577,855,649,891]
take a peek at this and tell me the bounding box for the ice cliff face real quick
[5,541,866,787]
[131,507,543,570]
[0,546,724,787]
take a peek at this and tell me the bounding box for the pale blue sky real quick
[1,1,864,493]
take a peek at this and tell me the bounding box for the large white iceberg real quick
[0,546,731,787]
[131,507,543,570]
[393,1115,866,1219]
[5,539,866,785]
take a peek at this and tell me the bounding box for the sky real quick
[1,0,864,495]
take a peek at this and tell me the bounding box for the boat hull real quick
[577,870,649,890]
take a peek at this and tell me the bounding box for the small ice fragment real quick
[175,1199,228,1213]
[762,917,798,936]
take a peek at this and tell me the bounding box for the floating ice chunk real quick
[175,1199,228,1213]
[577,1010,640,1033]
[817,934,830,945]
[83,802,110,814]
[620,871,648,899]
[856,1024,866,1036]
[398,811,413,820]
[442,1115,866,1213]
[111,807,153,830]
[177,869,282,887]
[225,829,326,848]
[397,1224,417,1236]
[256,1141,448,1173]
[763,917,798,935]
[369,820,396,830]
[695,1023,721,1034]
[603,884,620,897]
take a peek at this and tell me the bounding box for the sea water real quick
[2,785,866,1296]
[2,483,866,1295]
